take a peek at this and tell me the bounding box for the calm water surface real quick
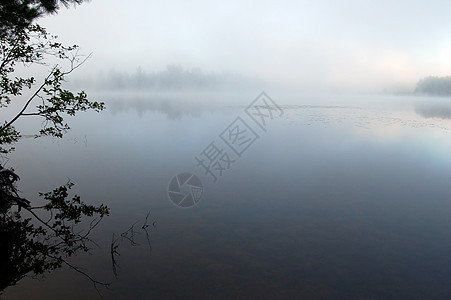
[3,93,451,299]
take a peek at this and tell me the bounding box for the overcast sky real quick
[39,0,451,93]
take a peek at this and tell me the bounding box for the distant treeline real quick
[71,65,263,92]
[415,76,451,95]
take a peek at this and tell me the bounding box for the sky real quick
[39,0,451,93]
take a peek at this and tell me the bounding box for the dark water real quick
[3,93,451,299]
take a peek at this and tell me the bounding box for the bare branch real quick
[110,234,120,278]
[142,210,153,254]
[54,255,110,296]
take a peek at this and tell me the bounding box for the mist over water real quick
[38,0,451,95]
[4,0,451,298]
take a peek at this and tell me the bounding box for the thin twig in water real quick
[120,222,140,246]
[142,210,152,254]
[110,209,156,278]
[110,233,120,278]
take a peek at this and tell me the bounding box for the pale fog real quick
[3,1,451,299]
[35,0,451,95]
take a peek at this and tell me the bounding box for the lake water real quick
[3,92,451,299]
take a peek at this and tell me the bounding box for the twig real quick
[142,210,152,254]
[110,234,120,278]
[54,255,110,297]
[120,222,139,246]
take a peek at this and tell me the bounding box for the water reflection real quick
[104,92,256,119]
[107,95,204,119]
[415,100,451,119]
[3,94,451,299]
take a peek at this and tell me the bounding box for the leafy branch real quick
[0,167,110,293]
[0,23,105,154]
[0,1,111,296]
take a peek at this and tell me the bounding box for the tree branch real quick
[1,65,57,130]
[51,255,110,296]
